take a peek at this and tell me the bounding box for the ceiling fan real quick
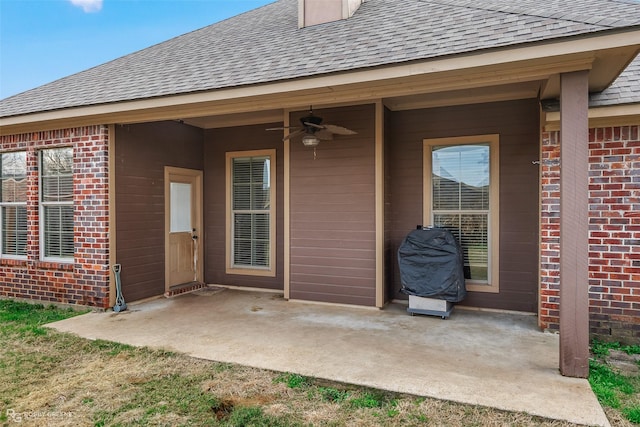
[267,107,357,158]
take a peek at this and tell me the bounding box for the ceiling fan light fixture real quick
[302,134,320,147]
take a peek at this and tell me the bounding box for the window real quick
[226,150,276,276]
[0,152,27,258]
[40,147,74,260]
[424,135,499,293]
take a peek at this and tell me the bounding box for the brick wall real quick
[540,125,640,344]
[0,126,110,308]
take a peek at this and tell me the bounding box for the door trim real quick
[164,166,204,291]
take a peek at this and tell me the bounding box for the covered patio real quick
[48,288,609,426]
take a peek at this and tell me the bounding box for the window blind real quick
[41,147,74,259]
[432,144,490,281]
[232,156,271,268]
[0,152,27,256]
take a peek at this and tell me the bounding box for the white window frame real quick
[423,134,500,293]
[0,151,28,260]
[226,149,276,276]
[39,147,74,263]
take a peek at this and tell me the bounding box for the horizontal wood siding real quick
[387,99,539,312]
[203,124,284,289]
[290,104,376,306]
[115,122,204,302]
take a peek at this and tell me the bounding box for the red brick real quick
[541,127,640,342]
[0,126,110,308]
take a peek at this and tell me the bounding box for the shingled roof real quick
[2,0,640,118]
[590,54,640,106]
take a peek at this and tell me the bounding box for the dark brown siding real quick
[290,104,376,306]
[203,124,284,289]
[115,121,204,302]
[387,99,540,312]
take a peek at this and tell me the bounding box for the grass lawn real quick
[589,341,640,427]
[0,300,636,427]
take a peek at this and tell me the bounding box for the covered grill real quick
[398,227,466,317]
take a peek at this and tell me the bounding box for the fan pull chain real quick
[313,147,317,160]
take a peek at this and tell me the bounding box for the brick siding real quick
[540,125,640,344]
[0,126,110,308]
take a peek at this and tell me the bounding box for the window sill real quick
[0,258,74,271]
[37,260,74,271]
[0,257,28,267]
[226,266,276,278]
[466,282,499,293]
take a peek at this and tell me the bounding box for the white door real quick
[165,167,203,290]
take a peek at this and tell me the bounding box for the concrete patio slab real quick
[47,288,610,426]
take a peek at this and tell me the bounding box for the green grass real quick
[589,360,633,408]
[316,386,350,403]
[277,373,397,414]
[225,406,299,427]
[89,338,136,356]
[0,299,85,336]
[274,372,310,389]
[623,406,640,424]
[348,391,386,409]
[0,299,89,408]
[592,339,640,358]
[590,339,640,424]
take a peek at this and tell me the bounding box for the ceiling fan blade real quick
[302,121,324,129]
[316,130,334,140]
[323,124,357,135]
[282,129,305,141]
[266,126,299,131]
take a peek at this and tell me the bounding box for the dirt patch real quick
[606,350,640,376]
[211,398,235,420]
[212,394,278,420]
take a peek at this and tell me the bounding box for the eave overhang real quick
[1,28,639,135]
[544,103,640,131]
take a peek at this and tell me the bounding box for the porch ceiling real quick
[1,31,637,134]
[181,81,543,130]
[181,109,284,129]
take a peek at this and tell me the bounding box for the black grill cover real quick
[398,227,467,302]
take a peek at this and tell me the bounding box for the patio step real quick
[164,282,206,298]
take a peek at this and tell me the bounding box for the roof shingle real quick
[590,54,640,106]
[2,0,639,117]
